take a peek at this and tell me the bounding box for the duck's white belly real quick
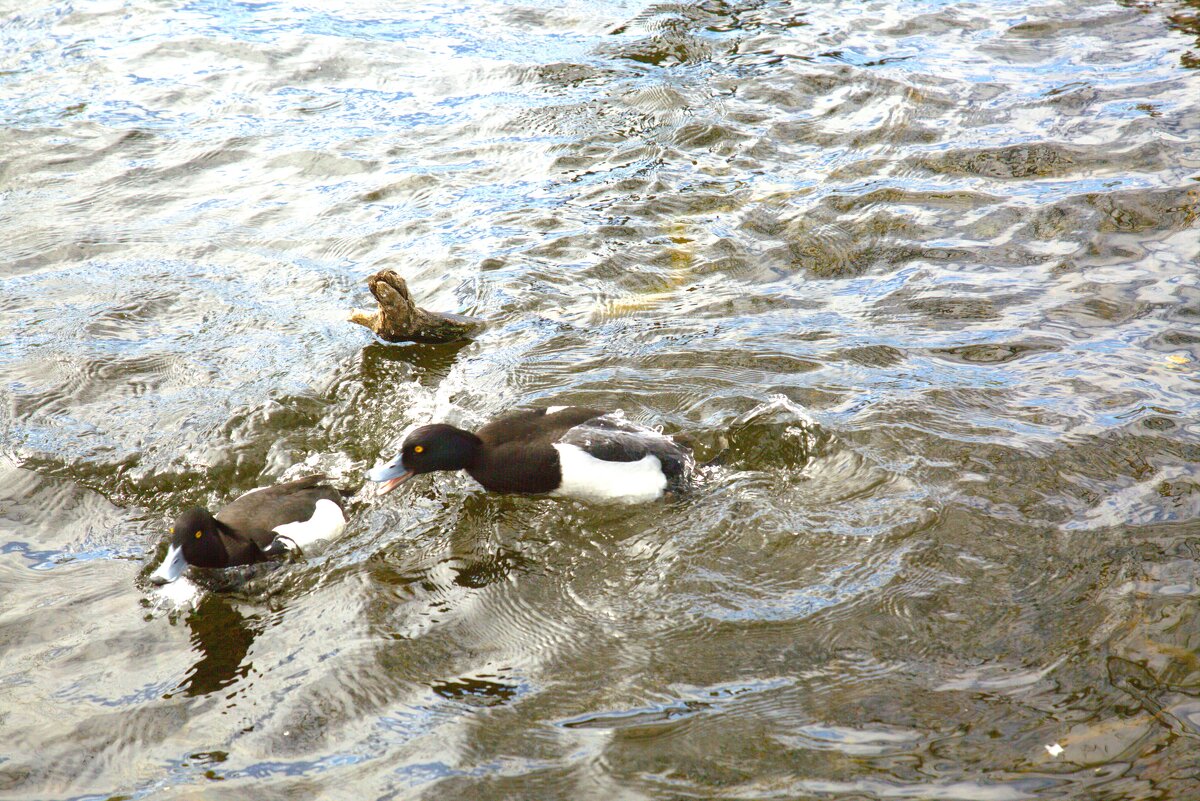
[270,499,346,548]
[550,444,667,503]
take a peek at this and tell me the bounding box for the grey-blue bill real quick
[367,459,415,496]
[149,543,187,585]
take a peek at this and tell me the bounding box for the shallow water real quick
[2,0,1200,798]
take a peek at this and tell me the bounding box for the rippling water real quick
[3,0,1200,798]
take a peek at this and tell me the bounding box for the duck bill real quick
[149,543,187,585]
[368,461,416,496]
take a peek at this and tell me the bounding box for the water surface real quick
[2,0,1200,798]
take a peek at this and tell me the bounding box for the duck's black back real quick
[475,407,605,448]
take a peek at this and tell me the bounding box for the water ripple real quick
[2,0,1200,797]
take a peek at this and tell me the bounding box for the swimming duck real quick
[367,406,694,503]
[149,474,347,585]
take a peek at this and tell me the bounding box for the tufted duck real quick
[149,474,347,585]
[367,407,694,503]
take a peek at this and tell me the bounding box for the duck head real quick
[368,424,482,495]
[149,508,227,585]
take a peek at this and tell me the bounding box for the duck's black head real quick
[149,508,227,584]
[368,424,483,495]
[403,424,483,473]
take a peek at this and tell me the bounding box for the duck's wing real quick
[557,415,694,484]
[475,406,606,447]
[219,475,346,544]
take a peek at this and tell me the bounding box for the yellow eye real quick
[169,527,174,535]
[414,445,424,454]
[194,531,202,539]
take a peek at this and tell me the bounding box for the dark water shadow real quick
[429,674,520,707]
[360,340,475,386]
[167,594,264,699]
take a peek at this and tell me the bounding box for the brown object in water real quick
[348,269,480,343]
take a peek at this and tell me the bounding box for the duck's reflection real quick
[175,595,264,698]
[360,340,474,386]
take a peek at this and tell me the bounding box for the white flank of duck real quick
[550,444,668,503]
[270,498,347,549]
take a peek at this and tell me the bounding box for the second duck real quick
[368,406,694,503]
